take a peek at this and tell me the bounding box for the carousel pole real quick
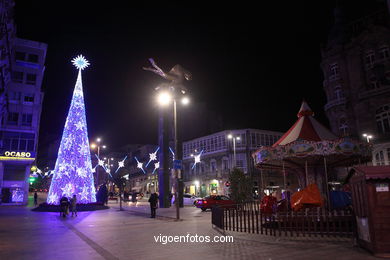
[282,160,288,211]
[305,160,309,186]
[260,168,264,198]
[323,157,331,210]
[282,161,287,191]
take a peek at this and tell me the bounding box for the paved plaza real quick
[0,195,376,260]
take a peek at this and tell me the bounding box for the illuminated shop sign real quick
[4,151,32,158]
[0,151,35,161]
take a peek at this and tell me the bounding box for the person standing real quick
[33,192,38,206]
[70,195,77,217]
[148,192,158,218]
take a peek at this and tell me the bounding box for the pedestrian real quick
[70,195,77,217]
[33,192,38,206]
[60,196,70,218]
[131,192,137,203]
[148,192,159,218]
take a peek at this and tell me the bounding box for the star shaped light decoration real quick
[47,193,58,204]
[71,55,90,70]
[134,157,146,174]
[79,185,89,201]
[145,147,160,167]
[152,161,160,174]
[61,183,73,197]
[115,156,127,173]
[77,167,87,178]
[75,121,84,131]
[191,150,204,169]
[98,159,104,167]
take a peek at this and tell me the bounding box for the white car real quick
[171,194,202,206]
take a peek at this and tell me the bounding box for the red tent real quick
[273,101,338,147]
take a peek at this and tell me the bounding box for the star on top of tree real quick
[72,55,90,70]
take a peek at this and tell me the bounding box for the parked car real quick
[195,195,235,211]
[171,193,202,206]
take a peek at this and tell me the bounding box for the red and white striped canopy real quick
[272,101,338,147]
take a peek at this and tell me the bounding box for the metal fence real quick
[212,201,355,238]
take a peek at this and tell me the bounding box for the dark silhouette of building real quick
[321,1,390,165]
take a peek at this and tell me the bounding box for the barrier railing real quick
[212,201,355,238]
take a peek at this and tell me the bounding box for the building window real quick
[210,161,216,172]
[7,112,19,125]
[236,160,244,168]
[27,54,39,63]
[222,159,229,170]
[365,51,375,68]
[334,85,344,100]
[11,71,23,83]
[15,51,26,61]
[376,105,390,133]
[22,114,33,126]
[379,46,389,60]
[329,63,339,80]
[24,93,34,103]
[339,117,348,136]
[0,131,35,152]
[375,151,385,165]
[26,73,37,85]
[370,80,381,89]
[8,91,21,101]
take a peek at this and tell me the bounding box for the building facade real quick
[182,129,283,197]
[0,2,47,204]
[321,2,390,166]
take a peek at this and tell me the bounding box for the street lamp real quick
[362,133,373,143]
[157,89,189,221]
[90,137,107,186]
[228,134,240,168]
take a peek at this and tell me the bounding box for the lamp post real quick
[143,58,191,220]
[362,133,373,143]
[90,138,106,187]
[228,134,240,168]
[157,90,189,220]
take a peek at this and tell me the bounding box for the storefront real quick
[0,151,35,205]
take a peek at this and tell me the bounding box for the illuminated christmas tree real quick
[47,55,96,205]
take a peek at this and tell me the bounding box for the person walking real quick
[148,192,159,218]
[70,195,77,217]
[60,196,70,217]
[33,192,38,206]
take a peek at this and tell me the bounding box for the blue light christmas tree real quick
[47,55,96,205]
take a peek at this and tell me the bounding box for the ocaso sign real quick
[4,151,32,158]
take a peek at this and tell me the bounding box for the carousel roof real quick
[272,101,338,147]
[253,101,371,170]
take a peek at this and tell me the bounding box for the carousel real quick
[253,101,371,210]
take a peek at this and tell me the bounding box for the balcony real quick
[358,87,390,100]
[324,97,346,111]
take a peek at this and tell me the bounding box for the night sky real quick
[12,1,380,154]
